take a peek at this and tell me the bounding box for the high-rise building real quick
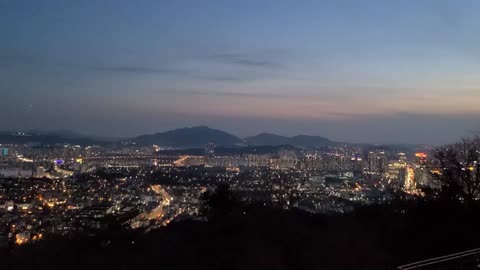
[377,151,388,174]
[368,152,377,173]
[388,161,407,181]
[350,153,363,173]
[368,151,387,174]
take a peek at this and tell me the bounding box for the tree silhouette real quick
[432,136,480,205]
[201,183,238,219]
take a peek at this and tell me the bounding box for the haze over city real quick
[2,0,480,144]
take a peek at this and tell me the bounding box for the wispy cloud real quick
[195,75,254,82]
[93,65,265,82]
[93,65,184,75]
[1,47,288,83]
[207,52,284,69]
[158,89,289,98]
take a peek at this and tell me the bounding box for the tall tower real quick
[377,151,387,174]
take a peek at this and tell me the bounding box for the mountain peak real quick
[134,126,243,147]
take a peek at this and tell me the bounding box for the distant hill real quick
[45,130,122,142]
[245,133,332,147]
[132,126,244,147]
[290,135,332,147]
[244,133,290,146]
[0,132,103,146]
[39,130,89,139]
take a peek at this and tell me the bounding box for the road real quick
[130,184,174,229]
[173,155,190,166]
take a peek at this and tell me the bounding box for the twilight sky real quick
[1,0,480,144]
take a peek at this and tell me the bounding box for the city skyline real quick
[2,0,480,144]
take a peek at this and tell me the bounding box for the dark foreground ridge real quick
[4,199,480,270]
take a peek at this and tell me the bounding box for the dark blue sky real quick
[1,0,480,144]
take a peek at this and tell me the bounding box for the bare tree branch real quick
[431,137,480,205]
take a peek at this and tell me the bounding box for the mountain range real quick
[0,126,338,148]
[0,132,101,146]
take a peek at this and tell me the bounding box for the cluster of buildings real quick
[0,142,436,249]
